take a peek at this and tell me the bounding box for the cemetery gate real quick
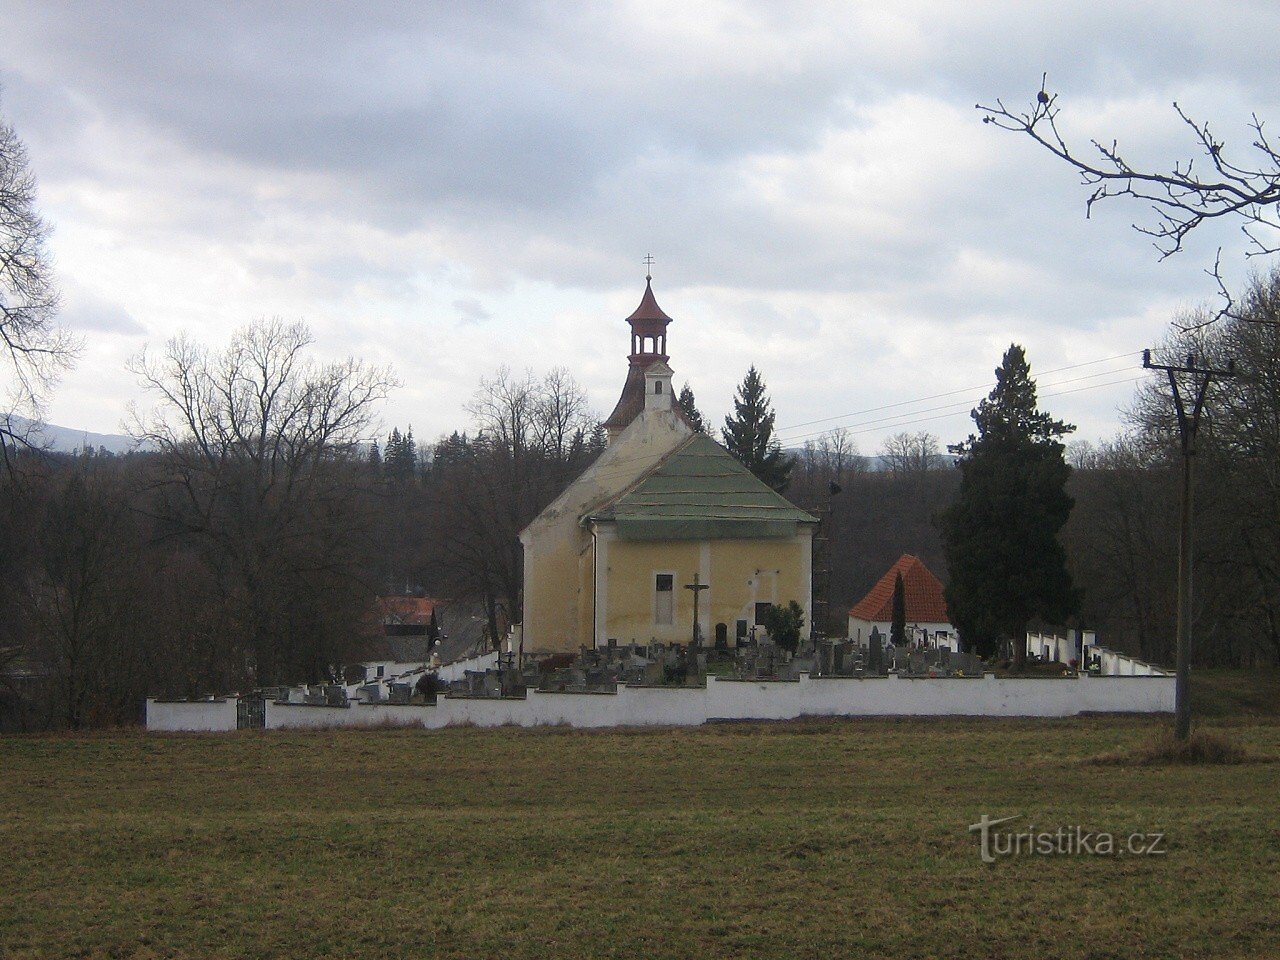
[237,697,266,730]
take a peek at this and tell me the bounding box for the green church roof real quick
[586,433,817,541]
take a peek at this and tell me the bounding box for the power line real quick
[779,371,1149,446]
[420,356,1154,500]
[776,350,1145,435]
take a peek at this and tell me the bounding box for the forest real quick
[2,273,1279,730]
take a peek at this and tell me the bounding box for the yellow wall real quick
[598,534,812,648]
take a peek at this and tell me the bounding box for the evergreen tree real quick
[367,439,382,475]
[939,344,1078,667]
[385,426,418,482]
[890,572,906,647]
[721,366,796,492]
[677,383,706,432]
[587,422,608,454]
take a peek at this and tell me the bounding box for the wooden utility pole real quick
[1142,349,1235,741]
[808,480,842,651]
[684,573,710,649]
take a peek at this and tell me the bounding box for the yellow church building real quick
[519,277,817,654]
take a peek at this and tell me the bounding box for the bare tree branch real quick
[978,75,1280,323]
[0,95,80,470]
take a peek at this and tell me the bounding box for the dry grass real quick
[1087,729,1267,766]
[2,716,1279,960]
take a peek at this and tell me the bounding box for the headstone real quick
[868,629,884,674]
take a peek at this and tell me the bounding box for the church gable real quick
[587,432,816,541]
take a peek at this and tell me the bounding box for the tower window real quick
[654,380,663,394]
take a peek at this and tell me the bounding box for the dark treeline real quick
[5,276,1279,730]
[0,331,605,730]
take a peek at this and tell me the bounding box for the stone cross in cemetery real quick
[683,573,710,648]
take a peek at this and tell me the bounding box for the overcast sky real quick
[3,1,1278,454]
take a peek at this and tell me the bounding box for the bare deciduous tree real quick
[0,100,78,465]
[428,366,601,645]
[879,431,943,477]
[127,318,397,685]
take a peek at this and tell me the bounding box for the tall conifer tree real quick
[677,383,706,432]
[890,572,907,647]
[939,345,1078,667]
[722,366,795,492]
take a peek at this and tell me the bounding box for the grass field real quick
[2,699,1278,958]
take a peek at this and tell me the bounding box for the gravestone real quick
[324,685,348,707]
[868,629,884,674]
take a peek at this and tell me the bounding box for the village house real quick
[848,554,959,651]
[519,277,818,654]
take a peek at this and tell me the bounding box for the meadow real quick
[1,677,1277,959]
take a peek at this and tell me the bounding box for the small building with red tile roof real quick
[847,554,957,649]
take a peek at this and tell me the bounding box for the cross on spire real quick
[643,253,655,280]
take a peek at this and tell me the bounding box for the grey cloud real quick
[61,293,146,335]
[3,0,1277,448]
[7,0,1276,309]
[453,297,491,325]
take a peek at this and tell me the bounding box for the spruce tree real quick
[721,365,796,492]
[939,344,1078,668]
[677,383,706,432]
[385,426,418,483]
[890,572,907,647]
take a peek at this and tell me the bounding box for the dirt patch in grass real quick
[1086,729,1270,766]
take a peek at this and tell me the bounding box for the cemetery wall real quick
[146,698,238,732]
[267,702,438,729]
[435,650,499,683]
[147,672,1174,732]
[1094,647,1165,676]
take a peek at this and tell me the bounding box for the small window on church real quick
[755,602,773,626]
[654,380,663,395]
[655,574,674,626]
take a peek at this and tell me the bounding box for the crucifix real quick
[644,253,655,279]
[683,572,709,648]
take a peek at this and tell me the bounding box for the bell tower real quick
[603,267,678,442]
[625,275,671,362]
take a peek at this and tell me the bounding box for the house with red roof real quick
[847,554,958,651]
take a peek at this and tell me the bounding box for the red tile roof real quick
[848,554,950,624]
[377,596,437,626]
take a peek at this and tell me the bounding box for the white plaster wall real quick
[146,699,238,732]
[266,702,440,730]
[436,650,499,683]
[148,673,1173,732]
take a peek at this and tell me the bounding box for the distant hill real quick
[3,415,145,454]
